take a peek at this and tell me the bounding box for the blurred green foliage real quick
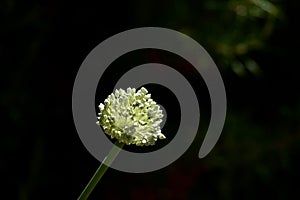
[133,0,283,76]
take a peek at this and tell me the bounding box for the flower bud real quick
[97,87,166,146]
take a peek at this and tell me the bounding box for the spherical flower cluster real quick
[96,87,166,146]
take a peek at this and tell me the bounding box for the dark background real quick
[1,0,300,199]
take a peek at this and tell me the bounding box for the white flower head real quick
[96,87,166,146]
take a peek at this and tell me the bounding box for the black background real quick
[1,0,300,199]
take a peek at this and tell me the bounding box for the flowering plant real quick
[78,87,165,199]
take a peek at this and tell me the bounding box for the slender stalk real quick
[78,141,124,200]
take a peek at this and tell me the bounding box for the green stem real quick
[78,141,124,200]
